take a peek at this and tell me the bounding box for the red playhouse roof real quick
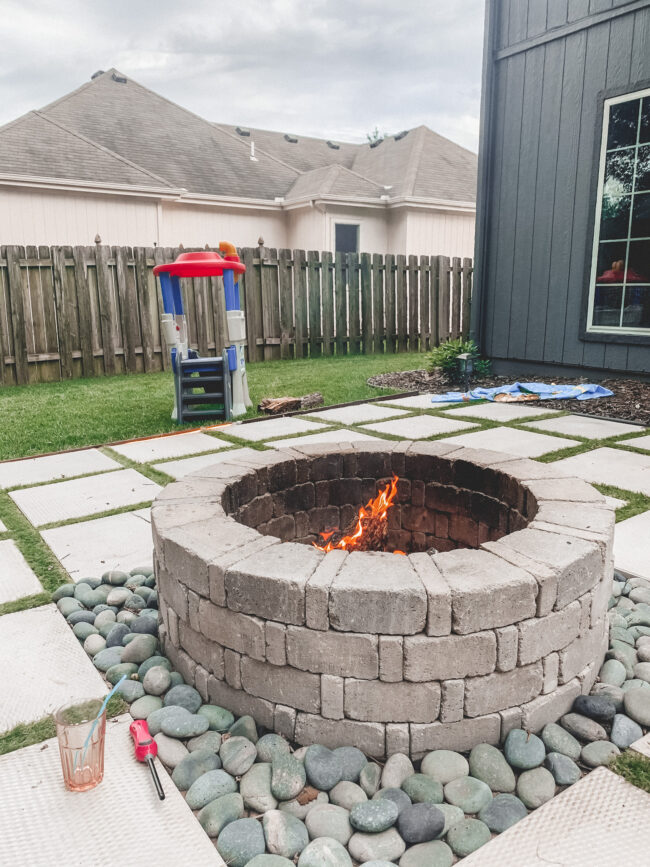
[152,251,246,278]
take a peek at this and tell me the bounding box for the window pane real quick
[607,100,640,149]
[635,144,650,192]
[593,285,623,326]
[631,194,650,238]
[623,285,650,328]
[641,97,650,144]
[627,239,650,282]
[604,150,635,195]
[595,241,627,283]
[335,224,359,254]
[599,194,630,239]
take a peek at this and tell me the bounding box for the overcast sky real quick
[0,0,485,152]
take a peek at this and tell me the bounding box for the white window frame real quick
[586,84,650,335]
[332,220,360,255]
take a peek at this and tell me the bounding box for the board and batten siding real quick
[474,0,650,375]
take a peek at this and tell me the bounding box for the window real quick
[587,87,650,334]
[335,223,359,254]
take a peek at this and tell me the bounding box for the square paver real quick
[41,508,153,581]
[153,448,252,480]
[227,416,327,442]
[442,426,580,457]
[0,539,43,604]
[10,469,162,527]
[270,429,383,449]
[461,767,650,867]
[631,732,650,758]
[444,402,561,422]
[304,403,409,425]
[0,448,121,490]
[0,715,225,866]
[0,519,6,532]
[624,433,650,451]
[0,604,108,732]
[550,447,650,496]
[109,431,228,463]
[613,510,650,580]
[379,394,456,410]
[361,415,479,439]
[524,414,644,440]
[604,495,627,510]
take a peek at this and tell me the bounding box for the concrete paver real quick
[0,604,107,732]
[0,519,6,532]
[0,714,225,866]
[270,429,382,449]
[444,402,561,422]
[361,415,478,439]
[41,508,152,581]
[523,413,644,440]
[0,539,42,604]
[228,416,327,442]
[613,509,650,580]
[461,767,650,866]
[550,447,650,496]
[153,448,252,480]
[378,394,455,410]
[109,430,228,463]
[0,448,121,490]
[10,469,161,526]
[304,403,409,425]
[624,433,650,451]
[441,426,580,458]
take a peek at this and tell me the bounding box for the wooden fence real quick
[0,244,473,385]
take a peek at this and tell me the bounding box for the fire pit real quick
[153,441,613,758]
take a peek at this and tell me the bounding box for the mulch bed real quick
[367,369,650,426]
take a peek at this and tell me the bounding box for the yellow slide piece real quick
[219,241,239,281]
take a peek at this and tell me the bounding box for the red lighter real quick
[129,719,165,800]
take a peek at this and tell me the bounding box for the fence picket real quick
[334,252,346,355]
[293,249,308,358]
[72,247,95,377]
[451,257,462,339]
[408,254,419,353]
[6,246,29,384]
[321,251,334,357]
[462,258,473,337]
[438,256,451,343]
[347,252,360,354]
[360,253,372,354]
[278,248,293,359]
[51,246,73,379]
[384,254,396,354]
[307,251,321,358]
[396,254,407,353]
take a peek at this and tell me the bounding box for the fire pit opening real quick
[153,441,613,759]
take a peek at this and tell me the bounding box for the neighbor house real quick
[473,0,650,376]
[0,69,477,257]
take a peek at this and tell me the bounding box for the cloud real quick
[0,0,484,151]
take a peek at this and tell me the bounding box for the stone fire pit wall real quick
[152,441,614,759]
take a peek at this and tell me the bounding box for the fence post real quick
[241,247,263,363]
[5,245,29,385]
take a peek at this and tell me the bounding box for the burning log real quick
[313,476,401,554]
[258,392,324,414]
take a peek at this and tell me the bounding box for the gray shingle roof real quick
[0,70,477,204]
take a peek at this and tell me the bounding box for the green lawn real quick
[0,352,425,460]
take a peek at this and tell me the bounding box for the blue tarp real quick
[430,381,614,403]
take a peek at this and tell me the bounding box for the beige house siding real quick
[405,208,475,259]
[159,201,287,249]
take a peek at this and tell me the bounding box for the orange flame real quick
[313,475,401,554]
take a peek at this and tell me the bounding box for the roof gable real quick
[286,164,383,200]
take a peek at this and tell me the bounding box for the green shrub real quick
[426,338,491,377]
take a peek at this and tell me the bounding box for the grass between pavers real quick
[592,484,650,523]
[610,751,650,794]
[0,695,128,757]
[0,352,426,461]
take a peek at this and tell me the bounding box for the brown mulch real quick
[367,369,650,426]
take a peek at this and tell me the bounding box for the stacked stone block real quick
[153,441,613,758]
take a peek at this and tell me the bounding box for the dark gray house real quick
[473,0,650,377]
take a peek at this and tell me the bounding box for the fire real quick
[313,475,401,554]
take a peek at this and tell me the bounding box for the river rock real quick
[305,745,343,791]
[469,743,516,792]
[73,622,98,642]
[57,597,83,617]
[397,803,445,844]
[444,776,492,813]
[504,729,545,769]
[84,634,107,657]
[599,658,627,687]
[398,840,453,867]
[92,647,122,671]
[560,712,608,742]
[163,684,202,713]
[121,633,158,664]
[272,753,307,801]
[611,713,643,748]
[172,748,221,790]
[420,749,469,784]
[221,737,258,776]
[105,623,130,648]
[67,611,97,626]
[130,695,163,719]
[544,752,581,786]
[541,722,581,760]
[305,804,352,845]
[116,679,145,703]
[401,773,443,804]
[263,810,309,859]
[217,818,266,867]
[373,787,412,815]
[106,587,131,607]
[348,828,406,864]
[573,694,617,723]
[257,733,291,763]
[329,781,367,810]
[229,714,258,742]
[138,655,171,679]
[153,732,189,769]
[240,763,278,813]
[333,746,367,782]
[248,856,293,867]
[187,730,222,753]
[280,792,329,820]
[581,741,620,768]
[105,662,138,684]
[103,569,129,585]
[350,799,399,833]
[197,704,235,732]
[478,793,528,833]
[590,683,625,711]
[143,665,171,696]
[130,615,158,635]
[93,608,116,628]
[297,837,352,867]
[516,767,556,809]
[52,583,75,601]
[621,679,650,693]
[159,707,209,738]
[116,610,137,625]
[434,804,464,837]
[359,762,382,796]
[381,753,414,789]
[186,769,238,809]
[198,792,244,837]
[446,818,491,856]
